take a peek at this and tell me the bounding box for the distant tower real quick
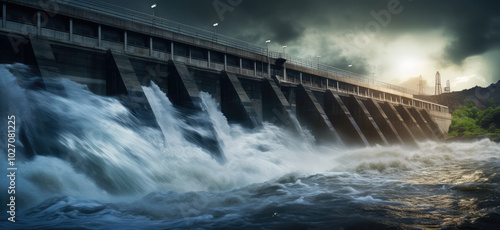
[444,80,450,93]
[418,75,424,95]
[435,71,442,95]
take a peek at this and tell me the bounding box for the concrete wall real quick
[1,32,452,146]
[0,0,453,146]
[1,0,450,115]
[426,109,452,134]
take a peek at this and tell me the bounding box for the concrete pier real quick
[346,95,389,146]
[108,50,148,105]
[261,78,301,133]
[419,109,446,139]
[296,85,343,145]
[29,36,64,93]
[167,60,225,162]
[324,91,369,147]
[408,107,438,140]
[363,99,405,145]
[167,60,203,108]
[380,102,418,146]
[221,71,262,128]
[395,105,428,141]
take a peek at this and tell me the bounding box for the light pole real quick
[213,23,218,43]
[266,40,271,78]
[151,3,157,26]
[282,45,287,81]
[317,55,321,70]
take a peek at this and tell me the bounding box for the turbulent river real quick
[0,64,499,229]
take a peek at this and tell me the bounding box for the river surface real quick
[0,64,499,229]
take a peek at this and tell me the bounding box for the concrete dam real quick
[0,0,451,149]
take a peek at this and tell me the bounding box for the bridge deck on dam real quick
[0,0,452,146]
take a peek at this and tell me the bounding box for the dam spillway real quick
[0,0,451,147]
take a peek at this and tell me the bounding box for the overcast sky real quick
[107,0,500,93]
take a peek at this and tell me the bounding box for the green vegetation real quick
[448,99,500,142]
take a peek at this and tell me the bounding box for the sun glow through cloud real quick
[396,57,422,76]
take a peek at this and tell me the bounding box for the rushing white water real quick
[1,64,338,201]
[1,64,499,229]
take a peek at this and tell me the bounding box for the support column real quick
[395,105,428,141]
[98,25,102,47]
[188,46,192,64]
[37,11,41,35]
[167,61,225,162]
[170,41,174,60]
[283,63,287,81]
[221,71,262,128]
[29,36,62,79]
[379,102,418,146]
[149,37,153,57]
[326,79,329,89]
[357,86,360,96]
[267,60,271,78]
[108,50,149,105]
[261,78,300,133]
[336,81,339,91]
[207,50,211,68]
[383,92,386,101]
[239,58,242,74]
[2,4,6,28]
[296,85,343,145]
[363,99,405,145]
[324,92,369,147]
[300,72,303,84]
[69,18,73,42]
[420,109,446,139]
[408,107,437,140]
[224,54,227,71]
[253,61,257,76]
[124,31,127,52]
[347,95,389,145]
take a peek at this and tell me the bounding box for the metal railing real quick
[55,0,418,95]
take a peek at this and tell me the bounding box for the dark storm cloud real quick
[266,19,304,45]
[443,13,500,65]
[107,0,500,78]
[386,1,500,67]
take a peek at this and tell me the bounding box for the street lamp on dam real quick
[151,3,157,25]
[213,23,218,43]
[266,40,271,78]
